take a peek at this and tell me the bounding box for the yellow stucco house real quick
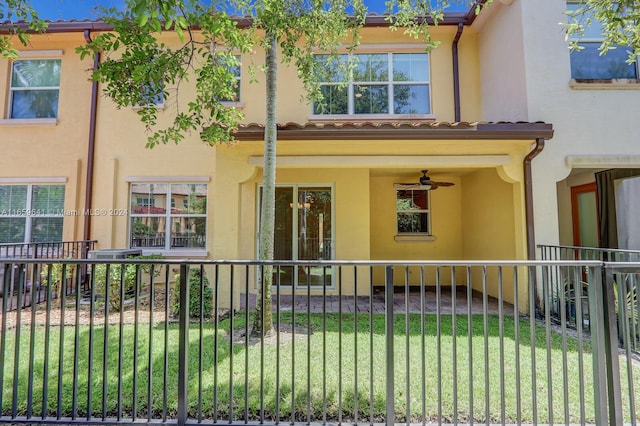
[0,2,559,308]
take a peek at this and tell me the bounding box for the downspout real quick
[523,138,545,317]
[523,138,545,261]
[452,22,463,122]
[83,29,99,256]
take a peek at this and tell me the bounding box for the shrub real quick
[92,254,164,311]
[172,267,213,319]
[40,261,76,297]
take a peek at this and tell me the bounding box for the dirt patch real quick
[231,321,313,346]
[0,288,230,328]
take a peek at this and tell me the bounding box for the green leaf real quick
[138,13,149,27]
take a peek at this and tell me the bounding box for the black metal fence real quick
[539,244,640,352]
[0,241,97,260]
[0,259,637,425]
[0,241,97,311]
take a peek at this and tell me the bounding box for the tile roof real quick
[233,121,554,141]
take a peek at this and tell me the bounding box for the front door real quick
[260,185,333,287]
[571,182,599,247]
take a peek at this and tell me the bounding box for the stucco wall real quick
[0,33,95,241]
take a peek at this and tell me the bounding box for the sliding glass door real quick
[260,185,333,287]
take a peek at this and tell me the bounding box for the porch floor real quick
[241,287,514,315]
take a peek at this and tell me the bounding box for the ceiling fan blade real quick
[432,181,455,187]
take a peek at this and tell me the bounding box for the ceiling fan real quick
[396,170,455,190]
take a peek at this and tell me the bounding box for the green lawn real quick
[2,313,639,423]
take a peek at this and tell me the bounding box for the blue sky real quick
[26,0,469,21]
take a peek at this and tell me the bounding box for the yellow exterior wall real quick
[461,168,529,311]
[0,25,533,309]
[239,26,482,124]
[0,33,95,242]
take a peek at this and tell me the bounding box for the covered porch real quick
[218,121,553,309]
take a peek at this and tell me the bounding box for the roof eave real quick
[233,122,554,141]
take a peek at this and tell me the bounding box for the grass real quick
[1,312,639,423]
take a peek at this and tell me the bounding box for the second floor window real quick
[9,59,61,119]
[313,52,430,116]
[567,3,639,80]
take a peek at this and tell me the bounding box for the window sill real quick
[394,234,436,243]
[0,118,58,127]
[570,79,640,90]
[308,113,436,122]
[139,249,208,258]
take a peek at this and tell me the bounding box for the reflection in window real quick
[0,184,65,243]
[9,59,61,119]
[130,183,207,250]
[396,188,430,234]
[567,3,639,79]
[313,52,430,115]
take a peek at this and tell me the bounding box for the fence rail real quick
[0,241,97,260]
[0,258,636,425]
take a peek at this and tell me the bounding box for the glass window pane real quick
[0,218,26,243]
[313,54,348,82]
[130,183,167,214]
[396,189,428,211]
[566,3,606,40]
[397,212,429,233]
[10,90,60,119]
[570,42,637,79]
[0,185,27,211]
[170,217,206,248]
[11,60,61,88]
[297,188,331,261]
[393,53,429,82]
[31,185,65,214]
[394,85,430,114]
[31,217,63,242]
[353,54,388,82]
[354,84,388,114]
[173,184,207,214]
[130,217,165,248]
[314,85,348,114]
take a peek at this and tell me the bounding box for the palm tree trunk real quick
[252,31,277,337]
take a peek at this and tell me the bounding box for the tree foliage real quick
[5,0,489,335]
[0,0,47,58]
[566,0,640,61]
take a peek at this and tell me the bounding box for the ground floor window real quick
[258,185,333,287]
[129,183,207,250]
[395,186,431,235]
[0,184,65,243]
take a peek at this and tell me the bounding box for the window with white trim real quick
[0,184,65,243]
[396,187,430,235]
[129,183,207,250]
[313,52,430,115]
[9,59,61,119]
[567,3,639,80]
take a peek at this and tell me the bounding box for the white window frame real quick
[8,58,62,119]
[310,52,433,119]
[394,185,432,238]
[0,183,65,243]
[129,182,208,255]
